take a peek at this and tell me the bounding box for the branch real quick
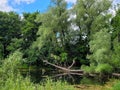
[68,60,75,69]
[43,60,69,72]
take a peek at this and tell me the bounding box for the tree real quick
[21,12,41,50]
[33,0,72,65]
[73,0,112,48]
[20,12,41,65]
[111,7,120,42]
[75,0,114,75]
[0,11,22,58]
[111,38,120,70]
[111,7,120,71]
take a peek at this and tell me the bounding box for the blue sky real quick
[0,0,120,14]
[12,0,51,13]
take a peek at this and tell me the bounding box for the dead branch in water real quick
[43,60,83,73]
[43,60,120,77]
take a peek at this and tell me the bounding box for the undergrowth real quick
[0,51,75,90]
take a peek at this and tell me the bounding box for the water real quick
[20,68,102,85]
[20,68,83,84]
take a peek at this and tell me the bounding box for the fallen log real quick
[43,60,83,73]
[43,60,120,78]
[112,73,120,77]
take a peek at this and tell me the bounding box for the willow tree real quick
[32,0,71,64]
[81,29,113,74]
[74,0,113,74]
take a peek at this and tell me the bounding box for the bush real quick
[0,50,23,86]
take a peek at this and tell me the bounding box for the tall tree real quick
[111,7,120,71]
[33,0,71,65]
[0,12,22,58]
[20,12,41,65]
[73,0,112,66]
[74,0,114,75]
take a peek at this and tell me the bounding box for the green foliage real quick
[0,0,120,83]
[22,12,40,49]
[82,29,112,74]
[111,38,120,69]
[88,29,111,64]
[0,50,23,86]
[7,38,23,52]
[0,51,75,90]
[39,79,75,90]
[19,12,41,65]
[0,43,4,60]
[74,0,112,37]
[111,7,120,71]
[81,64,96,73]
[0,11,22,58]
[80,77,100,85]
[95,64,113,73]
[32,0,72,64]
[73,0,112,66]
[60,52,68,62]
[1,76,75,90]
[111,7,120,41]
[0,50,22,74]
[112,81,120,90]
[51,52,68,63]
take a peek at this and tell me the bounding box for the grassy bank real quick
[0,51,120,90]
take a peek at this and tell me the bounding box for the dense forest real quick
[0,0,120,90]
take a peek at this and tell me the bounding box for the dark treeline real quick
[0,0,120,77]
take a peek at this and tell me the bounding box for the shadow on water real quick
[20,68,103,85]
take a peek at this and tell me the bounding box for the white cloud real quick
[14,0,35,4]
[65,0,76,4]
[0,0,14,12]
[0,0,35,12]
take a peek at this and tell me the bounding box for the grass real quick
[74,79,120,90]
[1,75,75,90]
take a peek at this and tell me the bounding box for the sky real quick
[0,0,120,14]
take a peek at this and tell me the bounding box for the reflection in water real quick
[20,69,102,85]
[21,69,82,84]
